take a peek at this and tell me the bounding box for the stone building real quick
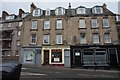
[20,3,120,68]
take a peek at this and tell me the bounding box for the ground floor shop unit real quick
[70,45,120,69]
[20,46,42,66]
[42,46,70,67]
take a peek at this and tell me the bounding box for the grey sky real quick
[0,1,119,16]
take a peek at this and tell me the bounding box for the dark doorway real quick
[109,48,118,67]
[43,50,49,65]
[73,49,81,66]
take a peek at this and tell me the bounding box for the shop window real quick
[51,49,62,63]
[24,49,34,63]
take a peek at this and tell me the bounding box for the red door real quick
[44,50,49,65]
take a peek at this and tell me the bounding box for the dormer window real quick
[22,12,29,18]
[92,7,103,14]
[33,8,43,17]
[116,15,120,21]
[45,8,50,16]
[76,8,86,14]
[6,15,15,20]
[55,7,65,15]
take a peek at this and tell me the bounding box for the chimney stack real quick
[30,2,37,13]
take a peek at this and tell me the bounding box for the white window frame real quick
[80,33,86,44]
[6,15,15,20]
[8,23,12,28]
[76,8,86,14]
[93,33,100,44]
[93,7,103,14]
[31,34,37,44]
[17,31,21,36]
[45,8,50,16]
[56,20,62,29]
[0,23,3,28]
[104,33,111,43]
[31,20,37,29]
[55,7,65,15]
[79,19,86,28]
[43,35,50,44]
[18,22,23,26]
[103,18,109,28]
[33,9,43,17]
[16,40,20,46]
[56,35,62,44]
[44,20,50,29]
[91,19,98,28]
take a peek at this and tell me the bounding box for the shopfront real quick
[20,46,42,66]
[42,46,70,67]
[70,45,120,69]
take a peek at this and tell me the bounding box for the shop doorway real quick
[43,50,49,65]
[73,49,81,66]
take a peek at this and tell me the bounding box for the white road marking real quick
[78,74,116,78]
[21,72,46,76]
[22,68,27,70]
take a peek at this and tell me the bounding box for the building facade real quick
[20,3,120,68]
[0,9,28,61]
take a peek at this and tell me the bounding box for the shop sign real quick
[54,58,60,62]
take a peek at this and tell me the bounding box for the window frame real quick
[79,19,86,28]
[80,33,86,44]
[76,8,86,14]
[44,20,50,29]
[31,34,37,44]
[31,20,37,29]
[104,33,111,43]
[56,19,62,29]
[56,35,62,44]
[103,18,109,28]
[91,19,98,28]
[92,33,100,44]
[43,34,50,44]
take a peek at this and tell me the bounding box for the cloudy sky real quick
[0,0,120,16]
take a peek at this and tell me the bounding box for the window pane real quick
[80,33,86,44]
[43,35,49,44]
[79,19,85,28]
[104,33,111,43]
[31,34,36,44]
[77,8,86,14]
[51,49,62,63]
[91,19,98,28]
[93,33,99,44]
[17,31,21,36]
[32,21,37,29]
[103,19,109,28]
[56,20,62,29]
[44,20,50,29]
[56,35,62,44]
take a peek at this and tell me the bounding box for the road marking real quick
[78,74,116,78]
[21,72,46,76]
[22,68,27,70]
